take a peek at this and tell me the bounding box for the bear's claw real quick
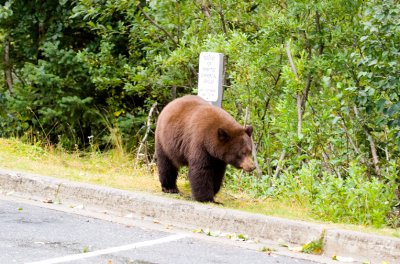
[162,187,179,193]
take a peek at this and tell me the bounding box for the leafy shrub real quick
[225,160,399,227]
[312,163,398,227]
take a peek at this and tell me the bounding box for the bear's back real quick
[157,95,238,134]
[156,95,240,162]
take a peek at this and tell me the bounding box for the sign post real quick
[197,52,224,107]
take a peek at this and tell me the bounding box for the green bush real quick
[225,160,399,227]
[312,163,398,227]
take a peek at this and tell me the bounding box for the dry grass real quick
[0,137,399,238]
[0,138,160,193]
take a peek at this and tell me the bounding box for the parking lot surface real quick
[0,198,319,264]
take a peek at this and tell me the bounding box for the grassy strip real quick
[0,138,398,238]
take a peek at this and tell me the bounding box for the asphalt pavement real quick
[0,198,318,264]
[0,169,399,264]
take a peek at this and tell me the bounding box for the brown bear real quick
[155,95,255,202]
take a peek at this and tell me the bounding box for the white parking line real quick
[25,234,186,264]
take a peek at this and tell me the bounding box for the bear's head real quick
[216,125,255,172]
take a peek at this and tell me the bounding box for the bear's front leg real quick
[188,164,215,202]
[212,161,227,196]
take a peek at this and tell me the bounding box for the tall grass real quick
[0,137,160,193]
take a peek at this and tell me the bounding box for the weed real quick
[260,246,275,253]
[82,246,90,253]
[301,230,325,255]
[302,239,323,254]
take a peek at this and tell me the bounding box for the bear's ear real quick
[245,125,253,137]
[218,128,230,143]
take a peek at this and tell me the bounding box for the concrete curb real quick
[0,169,399,263]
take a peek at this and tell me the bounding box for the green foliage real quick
[0,0,155,149]
[226,160,398,227]
[313,162,398,227]
[0,0,399,227]
[352,0,400,147]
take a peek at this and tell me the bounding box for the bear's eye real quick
[237,151,245,159]
[240,150,250,156]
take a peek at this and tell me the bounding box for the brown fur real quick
[155,95,255,202]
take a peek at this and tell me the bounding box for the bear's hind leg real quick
[156,145,179,193]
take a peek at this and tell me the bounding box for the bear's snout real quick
[240,155,255,172]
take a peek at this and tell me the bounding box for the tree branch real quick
[4,37,13,95]
[353,106,381,177]
[200,0,211,18]
[273,150,286,178]
[137,5,178,47]
[285,42,302,141]
[301,75,312,111]
[218,0,228,36]
[137,102,158,162]
[315,11,324,55]
[243,106,262,179]
[285,42,299,79]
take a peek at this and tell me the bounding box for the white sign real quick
[198,52,224,107]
